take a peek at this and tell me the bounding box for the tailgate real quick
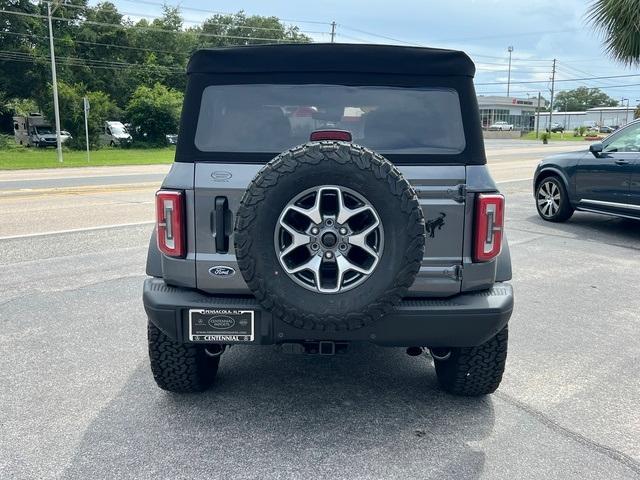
[193,163,465,297]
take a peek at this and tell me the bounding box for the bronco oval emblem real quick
[211,171,232,182]
[208,315,235,329]
[209,265,236,277]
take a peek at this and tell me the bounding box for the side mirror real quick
[589,142,603,156]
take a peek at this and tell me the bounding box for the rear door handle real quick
[614,159,629,165]
[214,197,230,253]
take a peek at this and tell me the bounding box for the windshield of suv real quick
[194,84,465,155]
[35,127,53,135]
[108,123,128,135]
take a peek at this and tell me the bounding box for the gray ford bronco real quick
[143,44,513,396]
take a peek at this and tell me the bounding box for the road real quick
[1,140,639,479]
[0,140,580,238]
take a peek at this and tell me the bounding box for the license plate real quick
[188,309,255,342]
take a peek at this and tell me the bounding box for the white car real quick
[488,121,514,131]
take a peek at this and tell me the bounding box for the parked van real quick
[100,121,132,146]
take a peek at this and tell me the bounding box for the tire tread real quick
[147,321,219,393]
[234,141,425,331]
[434,326,508,396]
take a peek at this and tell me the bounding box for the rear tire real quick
[434,326,508,396]
[147,320,220,393]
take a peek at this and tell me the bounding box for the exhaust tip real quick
[429,348,451,361]
[204,345,226,357]
[406,346,424,357]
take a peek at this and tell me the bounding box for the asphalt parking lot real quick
[1,142,639,479]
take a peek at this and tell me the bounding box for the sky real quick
[108,0,640,105]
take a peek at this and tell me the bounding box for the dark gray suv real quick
[143,44,513,396]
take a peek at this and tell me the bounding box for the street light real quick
[507,46,514,97]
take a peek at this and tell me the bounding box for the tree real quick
[40,81,120,148]
[0,3,309,135]
[553,87,618,111]
[125,83,182,143]
[194,11,311,48]
[587,0,640,66]
[2,97,38,115]
[635,104,640,120]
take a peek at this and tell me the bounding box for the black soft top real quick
[187,43,475,77]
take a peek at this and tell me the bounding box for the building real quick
[534,105,637,131]
[477,95,542,131]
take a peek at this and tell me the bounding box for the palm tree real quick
[587,0,640,66]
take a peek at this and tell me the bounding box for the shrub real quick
[0,133,14,149]
[125,83,183,143]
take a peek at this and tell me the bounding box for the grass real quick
[0,145,175,170]
[520,131,603,142]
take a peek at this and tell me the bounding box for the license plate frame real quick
[188,308,255,343]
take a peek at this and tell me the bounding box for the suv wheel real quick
[434,326,508,396]
[535,176,574,222]
[147,320,220,393]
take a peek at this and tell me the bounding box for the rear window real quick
[194,84,465,155]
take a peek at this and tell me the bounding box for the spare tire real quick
[234,141,425,331]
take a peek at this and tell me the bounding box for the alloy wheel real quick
[274,185,384,294]
[537,180,561,218]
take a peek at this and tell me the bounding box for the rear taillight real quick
[473,193,504,262]
[156,190,185,257]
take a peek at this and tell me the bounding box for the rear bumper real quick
[143,278,513,348]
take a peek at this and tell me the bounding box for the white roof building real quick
[535,105,637,130]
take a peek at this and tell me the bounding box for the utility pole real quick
[536,91,541,138]
[623,98,630,125]
[619,97,626,125]
[506,46,513,97]
[548,58,556,133]
[47,1,63,163]
[330,22,336,43]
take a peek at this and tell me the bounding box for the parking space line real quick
[497,177,532,184]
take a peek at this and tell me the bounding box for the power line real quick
[434,27,581,44]
[337,24,419,46]
[0,50,185,71]
[2,51,636,93]
[118,0,334,26]
[475,72,640,86]
[477,81,640,95]
[567,82,640,90]
[0,30,192,56]
[556,64,624,88]
[334,25,567,64]
[36,0,329,33]
[335,32,383,43]
[5,7,611,69]
[0,9,309,43]
[0,56,184,72]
